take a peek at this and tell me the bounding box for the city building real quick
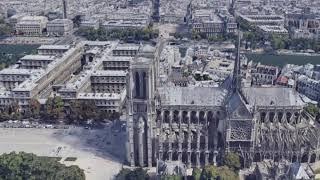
[15,16,48,36]
[102,19,148,31]
[0,68,43,90]
[80,19,99,30]
[251,63,279,85]
[77,91,126,113]
[191,9,225,37]
[19,55,55,69]
[239,14,285,26]
[47,19,73,36]
[37,45,71,56]
[12,44,83,109]
[297,76,320,103]
[258,25,288,35]
[112,44,140,57]
[90,70,127,93]
[285,12,320,40]
[103,57,133,71]
[159,0,189,24]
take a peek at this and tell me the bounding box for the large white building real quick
[102,19,148,31]
[19,55,55,69]
[192,10,225,37]
[47,19,73,36]
[90,70,127,94]
[37,45,71,56]
[77,91,126,113]
[80,20,99,30]
[191,9,237,37]
[15,16,48,36]
[239,14,285,26]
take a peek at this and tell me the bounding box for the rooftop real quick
[159,86,227,106]
[77,93,122,100]
[91,70,127,77]
[37,45,70,50]
[103,56,134,62]
[114,44,140,51]
[20,55,55,61]
[242,87,305,107]
[0,68,43,75]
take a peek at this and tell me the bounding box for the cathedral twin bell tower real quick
[126,57,156,167]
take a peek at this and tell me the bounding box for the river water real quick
[246,53,320,67]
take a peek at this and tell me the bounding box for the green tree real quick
[192,168,202,180]
[29,98,41,119]
[66,100,81,123]
[44,96,65,121]
[0,101,21,121]
[304,104,319,117]
[216,166,239,180]
[0,24,12,36]
[161,175,182,180]
[0,152,85,180]
[115,168,149,180]
[201,165,238,180]
[224,152,241,171]
[115,168,131,180]
[270,34,290,50]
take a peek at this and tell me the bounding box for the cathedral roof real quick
[158,86,227,106]
[241,87,305,107]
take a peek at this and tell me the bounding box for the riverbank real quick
[246,53,320,67]
[246,49,320,57]
[0,36,58,45]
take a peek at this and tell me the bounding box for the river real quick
[246,53,320,67]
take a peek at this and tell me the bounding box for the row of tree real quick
[115,153,241,180]
[238,16,320,52]
[0,152,85,180]
[191,152,240,180]
[0,18,13,37]
[115,168,149,180]
[76,26,159,42]
[0,96,120,124]
[270,35,320,52]
[190,30,237,43]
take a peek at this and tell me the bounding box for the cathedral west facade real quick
[125,40,320,168]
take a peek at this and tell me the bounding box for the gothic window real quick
[173,110,179,124]
[199,111,205,124]
[286,112,292,123]
[269,112,275,123]
[135,72,140,98]
[229,121,252,140]
[260,112,266,123]
[142,72,147,99]
[191,111,197,124]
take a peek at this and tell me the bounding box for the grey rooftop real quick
[159,86,228,106]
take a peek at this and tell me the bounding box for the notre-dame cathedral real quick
[125,38,320,168]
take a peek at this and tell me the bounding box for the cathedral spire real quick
[232,29,241,92]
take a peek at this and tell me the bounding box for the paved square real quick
[0,127,126,180]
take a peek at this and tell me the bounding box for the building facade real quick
[15,16,48,36]
[126,39,320,169]
[90,70,127,93]
[47,19,73,36]
[297,75,320,103]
